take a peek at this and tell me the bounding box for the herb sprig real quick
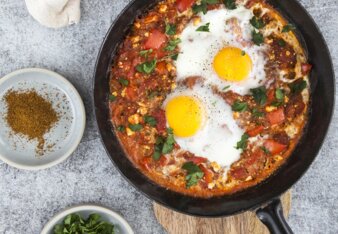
[182,161,204,188]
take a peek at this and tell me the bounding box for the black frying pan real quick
[93,0,335,233]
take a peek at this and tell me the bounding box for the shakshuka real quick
[109,0,311,197]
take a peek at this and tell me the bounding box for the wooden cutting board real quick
[153,190,291,234]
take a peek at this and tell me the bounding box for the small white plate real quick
[0,68,85,170]
[41,204,134,234]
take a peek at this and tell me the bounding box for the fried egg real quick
[175,6,267,95]
[163,85,244,167]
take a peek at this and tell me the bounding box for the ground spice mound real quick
[4,90,59,155]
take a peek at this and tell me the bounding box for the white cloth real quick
[25,0,81,28]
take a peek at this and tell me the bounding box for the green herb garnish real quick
[235,133,249,151]
[53,213,115,234]
[153,128,176,160]
[144,115,157,127]
[260,146,271,155]
[282,24,296,33]
[147,90,158,99]
[165,38,181,51]
[250,16,265,29]
[136,59,157,74]
[192,0,219,14]
[182,161,204,188]
[250,86,267,105]
[165,23,176,35]
[118,77,129,86]
[252,108,264,117]
[232,101,248,112]
[289,79,307,94]
[275,88,284,100]
[129,124,143,132]
[278,39,286,47]
[196,23,210,32]
[139,49,153,58]
[241,51,246,56]
[252,30,264,45]
[224,0,237,9]
[223,85,230,91]
[109,94,116,101]
[117,125,125,132]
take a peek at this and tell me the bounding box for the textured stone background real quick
[0,0,337,233]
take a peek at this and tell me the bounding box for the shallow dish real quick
[0,68,86,170]
[40,204,134,234]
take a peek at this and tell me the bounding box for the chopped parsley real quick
[116,125,125,132]
[241,50,246,56]
[252,108,264,117]
[147,90,158,99]
[282,24,296,33]
[278,39,286,47]
[224,0,237,10]
[165,23,176,35]
[192,0,219,14]
[118,77,129,86]
[260,146,271,155]
[182,161,204,188]
[165,38,181,51]
[223,85,230,91]
[289,79,307,94]
[139,49,153,58]
[196,23,210,32]
[129,123,143,132]
[153,128,176,160]
[250,86,267,105]
[250,16,265,29]
[235,133,249,151]
[136,59,157,74]
[144,115,157,127]
[232,101,248,112]
[252,30,264,45]
[171,53,179,60]
[275,88,284,100]
[109,94,116,101]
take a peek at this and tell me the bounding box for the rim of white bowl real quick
[40,204,134,234]
[0,68,86,170]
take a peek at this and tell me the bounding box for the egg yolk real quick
[213,47,252,82]
[165,96,203,137]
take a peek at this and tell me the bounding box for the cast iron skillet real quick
[94,0,335,233]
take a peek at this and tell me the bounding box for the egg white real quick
[163,85,244,167]
[175,6,267,95]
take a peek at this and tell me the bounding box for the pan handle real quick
[256,198,293,234]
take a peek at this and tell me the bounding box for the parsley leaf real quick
[139,49,153,58]
[144,115,157,127]
[235,133,249,151]
[252,30,264,45]
[118,77,129,86]
[153,128,176,160]
[278,39,286,47]
[282,24,296,33]
[260,146,271,155]
[250,86,267,105]
[196,23,210,32]
[275,88,284,100]
[192,0,219,14]
[147,90,158,99]
[165,23,176,35]
[117,125,125,132]
[241,50,246,56]
[252,108,264,117]
[171,53,179,60]
[289,79,307,94]
[232,101,248,112]
[53,213,115,234]
[109,94,116,101]
[223,85,230,91]
[165,38,181,51]
[129,124,143,132]
[224,0,237,9]
[136,59,157,74]
[250,16,265,29]
[182,162,204,188]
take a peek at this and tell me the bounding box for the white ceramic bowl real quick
[0,68,86,170]
[41,204,134,234]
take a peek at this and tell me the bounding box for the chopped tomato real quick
[264,139,287,155]
[144,29,167,50]
[188,156,207,165]
[199,164,214,183]
[301,63,312,75]
[125,86,137,101]
[176,0,195,12]
[152,109,167,134]
[247,125,264,137]
[267,89,275,103]
[159,155,170,167]
[266,108,285,125]
[231,167,248,180]
[155,61,167,75]
[140,157,152,171]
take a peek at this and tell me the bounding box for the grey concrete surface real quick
[0,0,337,233]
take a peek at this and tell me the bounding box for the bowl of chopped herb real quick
[0,68,86,170]
[41,204,134,234]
